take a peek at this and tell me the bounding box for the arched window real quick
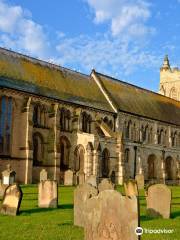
[170,87,177,100]
[147,154,156,179]
[125,120,131,139]
[148,127,153,143]
[74,145,85,172]
[103,117,113,130]
[33,104,47,127]
[33,133,44,166]
[165,156,173,180]
[60,136,71,170]
[124,149,129,163]
[157,129,163,144]
[82,112,91,133]
[60,108,71,131]
[0,96,13,155]
[102,148,110,177]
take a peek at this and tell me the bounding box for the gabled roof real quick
[0,48,114,112]
[93,71,180,126]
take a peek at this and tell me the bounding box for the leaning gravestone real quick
[124,179,138,197]
[84,190,139,240]
[40,169,48,181]
[135,174,144,190]
[64,170,74,186]
[86,175,97,188]
[1,184,23,216]
[38,180,58,208]
[98,178,115,192]
[146,184,171,219]
[74,183,98,227]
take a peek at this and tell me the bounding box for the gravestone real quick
[2,164,16,185]
[98,178,115,192]
[135,174,144,190]
[77,171,85,185]
[0,182,8,197]
[1,184,23,216]
[146,184,171,218]
[74,183,98,227]
[124,179,138,197]
[84,190,139,240]
[40,169,48,181]
[64,170,74,186]
[86,175,97,188]
[38,180,58,208]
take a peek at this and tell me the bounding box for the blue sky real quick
[0,0,180,92]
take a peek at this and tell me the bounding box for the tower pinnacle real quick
[161,55,170,70]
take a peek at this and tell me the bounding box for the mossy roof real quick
[0,48,114,112]
[96,72,180,126]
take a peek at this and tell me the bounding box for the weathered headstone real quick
[135,174,144,190]
[124,179,138,197]
[74,183,98,227]
[146,184,171,219]
[98,178,115,192]
[2,164,16,185]
[84,190,139,240]
[1,184,23,216]
[77,171,85,185]
[64,170,74,186]
[38,180,58,208]
[0,182,8,197]
[40,169,48,181]
[86,175,97,188]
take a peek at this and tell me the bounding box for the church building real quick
[0,48,179,185]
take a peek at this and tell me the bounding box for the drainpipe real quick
[134,146,137,179]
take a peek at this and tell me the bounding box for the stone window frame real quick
[0,96,13,156]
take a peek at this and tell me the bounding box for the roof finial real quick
[161,54,170,70]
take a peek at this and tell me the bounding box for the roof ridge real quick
[0,46,89,78]
[95,71,180,105]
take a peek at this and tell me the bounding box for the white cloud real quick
[86,0,152,37]
[0,0,49,58]
[56,34,160,77]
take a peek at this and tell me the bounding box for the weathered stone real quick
[146,184,171,219]
[2,164,16,185]
[74,183,98,227]
[98,178,115,192]
[135,174,144,190]
[40,169,48,181]
[124,180,138,197]
[77,171,85,185]
[0,183,8,197]
[84,190,139,240]
[38,180,58,208]
[64,170,74,186]
[1,184,23,216]
[86,175,97,188]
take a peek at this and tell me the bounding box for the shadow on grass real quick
[59,203,73,209]
[20,207,59,215]
[140,216,154,221]
[171,211,180,219]
[57,222,72,226]
[20,204,73,215]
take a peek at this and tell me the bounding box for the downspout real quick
[54,103,58,180]
[134,146,137,179]
[25,97,32,184]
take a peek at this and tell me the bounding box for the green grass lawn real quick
[0,185,179,240]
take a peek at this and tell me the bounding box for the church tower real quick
[159,55,180,101]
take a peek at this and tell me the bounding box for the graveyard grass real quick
[0,186,179,240]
